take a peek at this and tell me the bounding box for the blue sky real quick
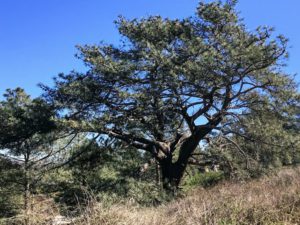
[0,0,299,98]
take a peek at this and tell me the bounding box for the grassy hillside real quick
[73,166,300,225]
[2,166,300,225]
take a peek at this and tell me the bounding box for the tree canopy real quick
[41,1,297,189]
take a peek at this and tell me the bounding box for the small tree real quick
[42,1,297,190]
[0,88,57,224]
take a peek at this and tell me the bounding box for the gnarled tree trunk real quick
[158,125,217,191]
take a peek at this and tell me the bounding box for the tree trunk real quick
[159,126,217,191]
[159,156,181,193]
[24,180,30,225]
[155,162,161,186]
[24,156,30,225]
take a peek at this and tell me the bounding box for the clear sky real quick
[0,0,299,98]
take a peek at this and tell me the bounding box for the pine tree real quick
[42,1,297,190]
[0,88,56,224]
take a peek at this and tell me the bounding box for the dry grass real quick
[75,167,300,225]
[3,167,300,225]
[0,195,60,225]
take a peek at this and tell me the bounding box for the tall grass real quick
[76,167,300,225]
[2,166,300,225]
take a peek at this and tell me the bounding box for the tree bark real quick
[155,162,161,186]
[24,155,30,225]
[160,156,179,191]
[159,124,220,191]
[24,180,30,225]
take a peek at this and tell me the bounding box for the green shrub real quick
[184,171,224,189]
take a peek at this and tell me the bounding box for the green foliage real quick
[40,0,296,188]
[0,88,56,150]
[41,139,172,212]
[0,88,58,221]
[0,1,300,220]
[0,158,23,218]
[207,100,300,179]
[184,171,224,189]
